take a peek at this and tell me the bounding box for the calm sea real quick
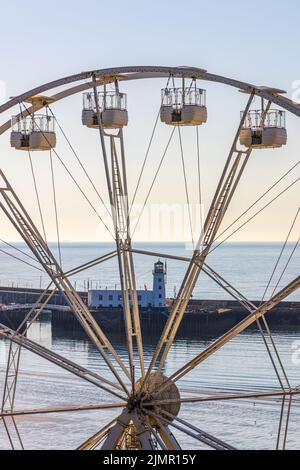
[0,241,299,300]
[0,242,300,450]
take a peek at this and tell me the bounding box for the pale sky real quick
[0,0,299,243]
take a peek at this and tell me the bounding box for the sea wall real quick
[1,301,300,338]
[1,286,300,337]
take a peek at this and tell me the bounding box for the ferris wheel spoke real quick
[146,409,235,450]
[149,387,300,406]
[128,247,290,389]
[276,395,293,450]
[0,323,127,400]
[0,402,126,418]
[129,246,264,314]
[100,410,134,450]
[148,426,168,450]
[99,409,156,450]
[148,415,182,450]
[142,93,256,385]
[131,414,156,450]
[10,283,55,342]
[167,409,236,450]
[92,78,145,384]
[0,169,131,393]
[163,410,236,450]
[0,292,51,451]
[153,275,300,396]
[1,285,55,450]
[199,263,290,390]
[63,250,118,277]
[1,415,24,450]
[1,66,299,450]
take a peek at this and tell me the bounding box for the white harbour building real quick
[88,260,166,309]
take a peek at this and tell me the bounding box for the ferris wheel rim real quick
[1,65,300,128]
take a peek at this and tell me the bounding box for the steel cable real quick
[212,159,300,246]
[130,74,171,213]
[131,127,176,238]
[196,126,204,238]
[50,150,62,266]
[260,206,300,304]
[0,238,38,263]
[28,151,47,243]
[0,247,44,272]
[209,178,299,254]
[178,127,194,247]
[47,106,112,222]
[20,103,115,240]
[270,236,300,299]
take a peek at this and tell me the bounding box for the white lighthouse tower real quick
[152,260,166,308]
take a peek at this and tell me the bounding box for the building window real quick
[118,295,122,301]
[158,278,162,283]
[109,295,113,301]
[109,304,113,308]
[159,286,162,290]
[138,295,141,301]
[159,294,162,299]
[99,295,103,301]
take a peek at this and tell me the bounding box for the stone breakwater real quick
[0,286,300,337]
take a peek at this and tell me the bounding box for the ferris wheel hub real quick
[133,372,181,421]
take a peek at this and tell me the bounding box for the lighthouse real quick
[152,260,166,308]
[88,260,166,309]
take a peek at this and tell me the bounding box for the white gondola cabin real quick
[160,86,207,126]
[10,114,56,151]
[82,91,128,129]
[239,109,287,149]
[10,96,56,152]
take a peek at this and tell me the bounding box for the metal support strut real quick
[92,77,145,384]
[143,92,256,383]
[0,169,130,394]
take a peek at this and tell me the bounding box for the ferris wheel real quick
[0,65,299,450]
